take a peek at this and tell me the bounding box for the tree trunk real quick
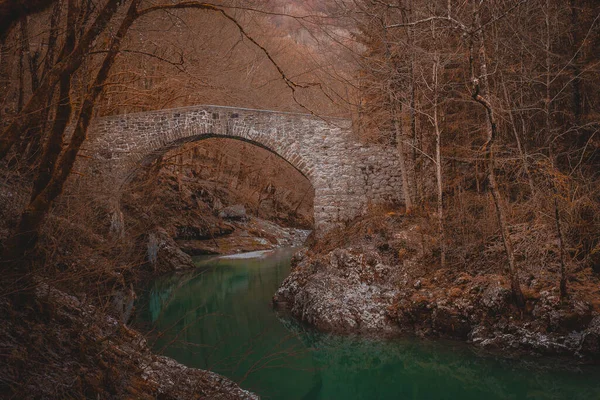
[554,196,568,299]
[433,58,445,267]
[20,16,39,92]
[545,0,553,153]
[42,0,62,79]
[391,105,414,213]
[18,15,45,160]
[30,0,76,199]
[383,23,413,212]
[501,75,536,196]
[0,0,123,161]
[24,0,63,161]
[17,28,24,113]
[569,0,582,124]
[487,163,524,307]
[408,0,421,206]
[470,7,525,308]
[0,31,8,122]
[3,0,138,266]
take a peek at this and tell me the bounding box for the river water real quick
[134,248,600,400]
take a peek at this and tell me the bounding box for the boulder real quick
[110,285,136,323]
[481,283,511,314]
[273,248,401,335]
[147,228,195,272]
[432,305,471,339]
[580,316,600,359]
[218,204,247,221]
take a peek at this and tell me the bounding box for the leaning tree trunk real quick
[31,0,77,200]
[0,0,123,161]
[3,0,139,269]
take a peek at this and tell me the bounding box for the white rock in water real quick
[220,250,274,259]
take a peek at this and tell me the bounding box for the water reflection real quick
[135,248,600,400]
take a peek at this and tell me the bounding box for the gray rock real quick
[218,204,247,220]
[273,248,400,335]
[147,228,195,272]
[110,285,136,324]
[579,316,600,359]
[481,284,511,314]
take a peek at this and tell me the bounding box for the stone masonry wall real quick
[77,105,404,232]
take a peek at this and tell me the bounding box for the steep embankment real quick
[122,139,313,274]
[0,182,258,399]
[0,284,258,399]
[274,211,600,361]
[1,138,313,398]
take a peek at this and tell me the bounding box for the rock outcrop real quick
[274,241,600,360]
[274,248,401,335]
[580,316,600,360]
[147,228,196,272]
[219,204,248,221]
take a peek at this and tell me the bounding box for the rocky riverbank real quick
[273,212,600,362]
[0,282,258,399]
[2,158,315,399]
[1,199,304,399]
[145,207,310,273]
[123,159,312,274]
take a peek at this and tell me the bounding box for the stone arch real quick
[78,105,405,233]
[134,134,314,185]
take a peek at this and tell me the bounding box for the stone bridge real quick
[79,105,403,232]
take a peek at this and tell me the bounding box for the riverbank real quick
[0,210,304,398]
[0,280,258,399]
[136,244,600,400]
[273,210,600,362]
[142,212,310,275]
[1,161,309,399]
[123,158,311,275]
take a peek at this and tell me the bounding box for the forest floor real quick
[274,208,600,362]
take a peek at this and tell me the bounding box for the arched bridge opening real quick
[123,136,316,233]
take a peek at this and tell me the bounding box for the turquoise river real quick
[135,248,600,400]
